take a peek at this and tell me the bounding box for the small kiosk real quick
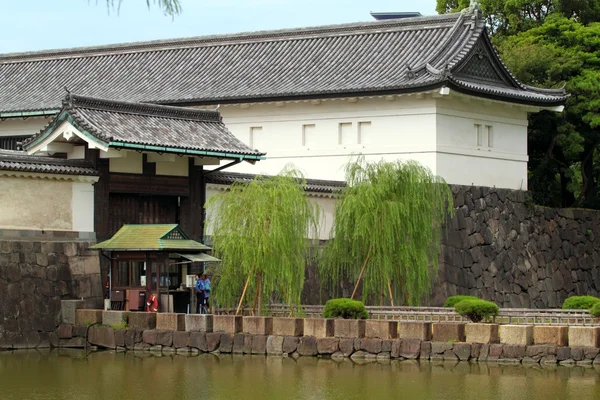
[91,224,219,313]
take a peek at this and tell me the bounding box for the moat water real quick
[1,350,599,400]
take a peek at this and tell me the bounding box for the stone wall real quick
[435,186,600,308]
[0,229,102,349]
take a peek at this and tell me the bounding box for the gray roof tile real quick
[23,94,264,159]
[0,10,566,114]
[0,149,98,176]
[206,171,345,193]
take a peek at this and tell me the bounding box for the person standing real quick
[201,273,211,312]
[195,273,204,314]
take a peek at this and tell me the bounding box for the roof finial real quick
[462,0,481,18]
[64,86,73,107]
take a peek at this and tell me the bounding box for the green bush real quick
[443,295,479,308]
[590,302,600,318]
[562,296,600,310]
[323,298,369,319]
[454,299,499,323]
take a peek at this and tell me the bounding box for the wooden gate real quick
[108,194,178,236]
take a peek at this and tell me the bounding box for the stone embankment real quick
[50,308,600,366]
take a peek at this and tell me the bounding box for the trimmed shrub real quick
[323,298,369,319]
[454,299,499,323]
[562,296,600,310]
[443,295,479,308]
[590,302,600,318]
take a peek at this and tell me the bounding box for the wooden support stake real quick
[351,245,372,300]
[236,275,251,316]
[387,279,395,307]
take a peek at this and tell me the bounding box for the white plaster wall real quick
[0,117,49,137]
[435,98,529,189]
[72,182,96,232]
[205,185,336,240]
[109,151,143,174]
[0,175,73,231]
[217,96,439,181]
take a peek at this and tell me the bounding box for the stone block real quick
[173,331,190,348]
[533,326,568,347]
[465,323,499,344]
[219,334,234,353]
[88,326,115,349]
[501,344,526,359]
[188,332,207,352]
[339,338,354,356]
[251,335,268,354]
[432,323,465,343]
[304,318,334,338]
[142,330,158,345]
[243,335,253,354]
[500,325,533,346]
[317,338,339,354]
[213,315,242,334]
[431,342,453,355]
[185,314,213,332]
[243,316,273,335]
[334,319,365,338]
[61,300,85,325]
[102,311,129,327]
[73,326,88,338]
[125,330,142,348]
[75,309,103,326]
[206,332,221,352]
[266,335,284,355]
[283,336,299,354]
[398,322,432,341]
[272,318,303,336]
[365,320,398,339]
[59,337,86,348]
[359,338,382,354]
[298,336,318,356]
[128,312,157,330]
[569,327,600,348]
[57,324,73,339]
[156,331,173,347]
[156,313,185,331]
[114,330,126,347]
[398,339,421,359]
[420,341,431,360]
[557,347,570,361]
[232,334,245,354]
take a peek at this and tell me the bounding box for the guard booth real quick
[91,224,219,313]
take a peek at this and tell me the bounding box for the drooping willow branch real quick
[206,166,321,315]
[320,157,454,306]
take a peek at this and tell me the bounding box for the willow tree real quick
[321,158,453,306]
[206,168,320,315]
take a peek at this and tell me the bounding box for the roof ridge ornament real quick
[462,1,482,19]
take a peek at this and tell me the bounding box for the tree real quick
[320,159,454,306]
[104,0,182,16]
[498,16,600,207]
[436,0,600,34]
[205,168,320,316]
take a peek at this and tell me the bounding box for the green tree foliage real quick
[498,17,600,207]
[443,295,479,307]
[320,158,453,306]
[589,302,600,317]
[322,298,369,319]
[104,0,182,16]
[205,168,320,315]
[454,299,499,322]
[562,295,600,309]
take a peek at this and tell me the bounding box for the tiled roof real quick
[0,9,566,114]
[0,149,98,176]
[206,171,346,193]
[91,224,212,251]
[23,94,264,159]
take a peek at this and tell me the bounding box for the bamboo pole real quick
[387,279,395,307]
[252,272,263,316]
[351,244,372,300]
[236,275,252,316]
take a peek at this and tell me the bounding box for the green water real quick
[1,350,600,400]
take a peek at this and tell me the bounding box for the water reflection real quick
[0,350,599,400]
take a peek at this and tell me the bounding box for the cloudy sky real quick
[0,0,437,53]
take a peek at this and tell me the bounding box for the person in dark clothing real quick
[201,274,211,311]
[195,273,204,314]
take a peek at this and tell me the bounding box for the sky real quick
[0,0,438,54]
